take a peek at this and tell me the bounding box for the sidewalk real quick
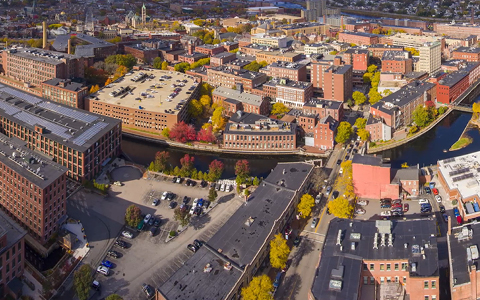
[63,221,90,260]
[21,270,43,300]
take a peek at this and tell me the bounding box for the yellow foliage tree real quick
[188,99,203,117]
[241,275,274,300]
[473,102,480,119]
[89,85,100,94]
[269,233,290,269]
[105,78,112,86]
[327,196,354,219]
[200,94,212,109]
[297,194,315,218]
[357,129,370,141]
[212,106,227,131]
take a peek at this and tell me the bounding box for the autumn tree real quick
[180,154,195,177]
[368,90,383,105]
[105,295,123,300]
[357,129,370,141]
[169,122,197,143]
[367,64,378,73]
[208,187,218,202]
[189,99,204,118]
[270,233,290,269]
[174,207,191,226]
[412,104,434,127]
[211,106,227,131]
[200,94,212,110]
[161,61,169,70]
[354,118,367,129]
[162,127,170,138]
[200,82,214,96]
[74,264,93,300]
[153,57,163,69]
[473,102,480,119]
[241,275,274,300]
[352,91,366,106]
[153,151,169,172]
[335,122,353,144]
[197,126,216,143]
[174,62,190,73]
[89,85,100,94]
[208,159,224,181]
[297,194,315,218]
[235,160,250,185]
[271,102,290,118]
[125,205,142,227]
[328,196,354,218]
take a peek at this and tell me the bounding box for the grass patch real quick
[450,137,472,151]
[127,127,161,136]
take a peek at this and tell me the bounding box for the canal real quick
[121,136,307,179]
[384,110,480,168]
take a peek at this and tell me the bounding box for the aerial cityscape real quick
[1,0,480,300]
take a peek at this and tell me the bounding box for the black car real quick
[194,206,202,216]
[293,236,301,247]
[187,244,199,253]
[193,239,203,248]
[166,193,176,201]
[148,217,155,226]
[201,180,207,188]
[439,205,446,213]
[185,179,191,186]
[332,191,339,199]
[183,196,190,204]
[142,284,154,298]
[189,180,196,187]
[336,160,342,165]
[203,200,211,209]
[107,250,120,259]
[172,176,177,183]
[169,201,177,209]
[115,240,127,248]
[154,218,161,227]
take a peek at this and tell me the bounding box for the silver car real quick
[311,218,318,228]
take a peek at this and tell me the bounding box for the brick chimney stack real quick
[42,21,47,49]
[67,38,72,55]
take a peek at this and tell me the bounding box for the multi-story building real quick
[382,50,413,74]
[302,98,344,122]
[301,0,326,22]
[223,112,296,151]
[0,210,26,299]
[338,32,379,46]
[386,33,445,53]
[0,133,67,244]
[313,115,338,150]
[381,18,428,30]
[0,86,121,182]
[260,61,307,81]
[279,22,327,36]
[0,48,84,88]
[124,44,159,64]
[366,115,392,141]
[194,44,225,56]
[157,162,313,300]
[41,78,89,109]
[417,42,441,75]
[264,78,313,107]
[322,64,353,102]
[433,23,480,38]
[304,43,334,56]
[369,44,404,58]
[452,46,480,62]
[310,218,439,300]
[255,51,302,64]
[311,56,336,90]
[52,33,116,60]
[251,34,288,48]
[207,66,267,92]
[343,48,369,71]
[178,52,208,64]
[212,85,270,116]
[436,62,480,104]
[210,52,237,67]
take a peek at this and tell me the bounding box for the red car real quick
[432,188,439,195]
[403,203,409,212]
[456,215,463,225]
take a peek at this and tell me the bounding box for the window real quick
[403,276,407,284]
[380,277,384,283]
[380,264,384,271]
[394,263,399,271]
[387,277,391,283]
[431,281,436,289]
[370,277,374,284]
[386,264,391,271]
[370,264,374,271]
[363,264,368,271]
[363,276,368,284]
[424,297,429,300]
[402,263,407,271]
[432,296,437,300]
[424,281,429,289]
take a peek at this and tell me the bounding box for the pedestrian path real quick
[63,221,90,260]
[21,269,43,300]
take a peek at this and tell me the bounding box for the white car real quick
[161,191,169,200]
[192,198,199,207]
[121,231,133,239]
[143,214,151,224]
[435,195,442,203]
[357,200,369,206]
[189,206,196,215]
[380,211,391,217]
[419,199,429,205]
[225,185,232,192]
[97,266,110,276]
[355,208,366,215]
[220,184,226,192]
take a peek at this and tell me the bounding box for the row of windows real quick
[226,134,293,142]
[365,262,408,271]
[225,142,295,149]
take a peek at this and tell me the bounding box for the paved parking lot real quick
[354,198,437,221]
[76,167,243,300]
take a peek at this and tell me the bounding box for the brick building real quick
[313,115,338,150]
[178,52,209,64]
[0,134,67,244]
[435,62,480,104]
[264,78,313,107]
[194,44,225,56]
[0,48,84,88]
[279,22,327,36]
[260,61,308,81]
[366,115,392,141]
[124,44,159,64]
[212,85,270,116]
[433,23,480,38]
[352,154,399,199]
[338,32,379,46]
[223,112,296,151]
[41,78,89,109]
[369,44,404,58]
[0,86,121,182]
[302,98,344,122]
[255,51,302,64]
[207,66,267,92]
[310,218,439,300]
[343,48,369,71]
[210,52,237,67]
[52,33,116,60]
[322,64,353,102]
[382,51,413,74]
[451,46,480,62]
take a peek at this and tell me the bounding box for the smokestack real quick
[67,38,71,55]
[42,21,47,49]
[323,14,326,24]
[340,16,344,32]
[472,7,475,25]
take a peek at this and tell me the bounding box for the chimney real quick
[42,21,47,49]
[323,15,326,24]
[236,83,244,93]
[67,38,72,55]
[188,44,194,55]
[341,16,344,32]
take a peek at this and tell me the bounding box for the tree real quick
[367,64,378,73]
[74,264,93,300]
[211,106,227,131]
[357,128,370,141]
[89,85,100,94]
[200,82,213,96]
[200,94,211,109]
[197,126,216,143]
[154,151,169,172]
[180,154,195,177]
[297,194,315,218]
[105,77,113,86]
[405,47,419,56]
[169,122,196,143]
[352,91,366,106]
[189,99,204,118]
[335,122,353,144]
[363,73,372,84]
[354,118,367,129]
[473,102,480,119]
[105,295,123,300]
[327,196,354,219]
[174,62,190,73]
[241,275,273,300]
[243,61,266,72]
[368,90,383,105]
[269,233,290,269]
[235,160,250,183]
[152,57,163,69]
[208,187,218,202]
[383,89,393,96]
[438,106,448,115]
[174,207,191,226]
[161,61,169,70]
[413,104,433,127]
[329,50,338,55]
[125,205,142,227]
[162,127,170,138]
[193,19,205,26]
[253,177,260,186]
[208,160,224,181]
[271,102,290,117]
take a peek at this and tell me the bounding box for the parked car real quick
[392,199,402,205]
[203,200,211,209]
[193,239,203,248]
[403,204,409,212]
[182,196,189,204]
[225,185,232,192]
[143,214,152,224]
[419,199,429,204]
[149,227,157,236]
[336,159,341,165]
[293,236,301,247]
[91,280,101,291]
[148,216,155,226]
[439,205,446,213]
[187,244,199,253]
[355,208,366,215]
[443,214,449,222]
[380,203,392,209]
[220,184,226,192]
[96,266,110,276]
[201,180,208,188]
[432,188,439,195]
[142,283,154,298]
[189,206,196,215]
[154,218,161,227]
[152,198,159,206]
[184,179,191,186]
[192,198,199,207]
[166,192,175,201]
[161,192,168,200]
[194,206,202,216]
[172,177,177,183]
[210,182,216,189]
[107,250,120,259]
[169,201,177,209]
[176,177,182,184]
[454,207,460,217]
[215,184,221,191]
[326,186,332,196]
[357,200,369,206]
[391,204,402,209]
[102,260,113,268]
[332,191,339,199]
[311,218,318,228]
[424,187,431,194]
[198,198,204,207]
[381,211,391,217]
[456,215,463,225]
[435,195,442,202]
[121,231,133,239]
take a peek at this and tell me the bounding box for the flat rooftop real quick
[53,33,114,52]
[213,86,263,106]
[0,84,119,152]
[449,222,480,286]
[91,70,199,116]
[0,209,26,256]
[382,80,435,107]
[438,151,480,200]
[4,48,78,65]
[0,134,67,189]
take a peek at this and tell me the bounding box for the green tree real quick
[297,194,315,218]
[174,62,190,73]
[327,196,354,219]
[269,233,290,269]
[271,102,290,117]
[412,105,432,127]
[335,122,353,144]
[152,57,163,69]
[352,91,366,106]
[162,127,170,138]
[153,151,169,172]
[241,275,274,300]
[74,264,93,300]
[354,118,367,129]
[116,54,136,69]
[200,82,214,96]
[173,207,191,226]
[438,106,448,115]
[369,90,383,105]
[208,187,218,202]
[253,177,260,186]
[189,99,203,117]
[105,295,123,300]
[125,204,142,227]
[357,128,370,141]
[161,61,169,70]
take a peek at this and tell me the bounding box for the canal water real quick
[121,136,306,179]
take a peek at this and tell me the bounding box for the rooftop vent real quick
[245,217,255,227]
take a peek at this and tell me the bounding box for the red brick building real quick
[212,85,270,116]
[265,78,313,108]
[302,98,344,122]
[322,64,353,102]
[369,44,404,58]
[178,52,209,64]
[313,115,338,150]
[352,154,398,199]
[124,45,159,64]
[195,44,225,56]
[338,32,379,46]
[261,61,308,81]
[41,79,89,109]
[343,49,369,71]
[382,51,413,74]
[207,66,267,92]
[451,47,480,62]
[210,52,237,67]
